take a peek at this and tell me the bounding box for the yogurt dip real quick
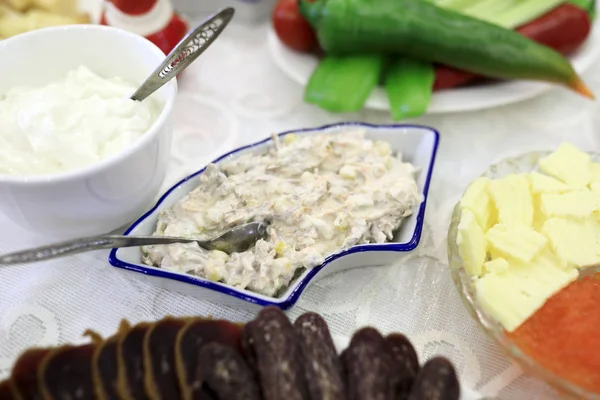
[0,65,158,175]
[142,130,423,296]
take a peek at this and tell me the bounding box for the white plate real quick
[267,6,600,114]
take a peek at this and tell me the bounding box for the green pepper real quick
[385,57,435,121]
[304,54,385,113]
[299,0,593,98]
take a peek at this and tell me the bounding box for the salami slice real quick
[175,319,242,400]
[0,380,15,400]
[10,348,51,400]
[118,322,153,400]
[197,342,261,400]
[39,344,97,400]
[92,321,130,400]
[143,317,188,400]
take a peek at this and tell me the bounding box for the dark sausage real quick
[386,334,420,400]
[242,307,307,400]
[407,357,460,400]
[344,327,395,400]
[294,312,346,400]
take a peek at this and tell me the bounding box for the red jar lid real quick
[101,0,189,55]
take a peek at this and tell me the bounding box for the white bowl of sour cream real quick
[0,24,177,238]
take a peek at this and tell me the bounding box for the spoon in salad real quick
[0,221,269,266]
[130,7,235,102]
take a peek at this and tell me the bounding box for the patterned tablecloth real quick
[1,20,600,400]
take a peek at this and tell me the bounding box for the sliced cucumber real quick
[435,0,568,28]
[488,0,566,28]
[461,0,520,25]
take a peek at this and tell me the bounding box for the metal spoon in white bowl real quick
[0,221,269,265]
[130,7,235,102]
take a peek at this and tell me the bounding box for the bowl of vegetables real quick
[269,0,600,119]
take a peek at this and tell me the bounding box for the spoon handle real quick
[0,235,199,265]
[131,7,235,102]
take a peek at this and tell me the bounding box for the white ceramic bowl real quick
[0,25,177,239]
[109,122,439,310]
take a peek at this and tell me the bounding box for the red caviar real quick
[508,273,600,393]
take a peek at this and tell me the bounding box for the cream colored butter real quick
[542,217,600,268]
[540,189,596,219]
[475,255,578,332]
[484,258,509,274]
[486,224,547,263]
[460,177,494,231]
[456,142,599,332]
[538,142,591,187]
[457,209,486,277]
[488,174,533,227]
[528,172,572,194]
[590,163,600,183]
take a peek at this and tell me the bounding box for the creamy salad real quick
[142,130,422,296]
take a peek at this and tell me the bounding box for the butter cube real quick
[591,163,600,183]
[538,143,591,187]
[540,189,596,219]
[484,258,509,274]
[590,183,600,218]
[475,257,578,332]
[542,217,600,268]
[535,246,569,270]
[532,195,547,231]
[457,209,487,277]
[460,177,494,231]
[486,224,547,263]
[488,174,533,227]
[528,172,572,194]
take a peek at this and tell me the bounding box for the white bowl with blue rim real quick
[108,122,439,310]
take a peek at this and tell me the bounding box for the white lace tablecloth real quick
[1,21,600,400]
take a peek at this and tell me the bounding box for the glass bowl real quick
[447,151,600,400]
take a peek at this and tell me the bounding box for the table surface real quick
[1,20,600,400]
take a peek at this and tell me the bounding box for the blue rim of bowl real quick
[108,122,440,309]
